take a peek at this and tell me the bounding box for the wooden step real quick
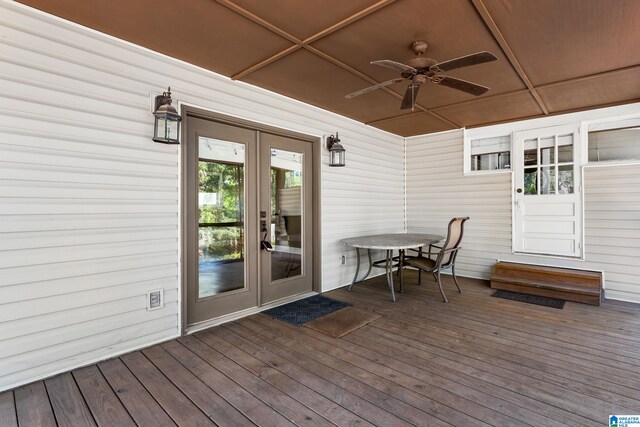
[490,262,602,306]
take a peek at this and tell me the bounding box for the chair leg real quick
[434,271,448,303]
[452,264,462,294]
[418,270,422,286]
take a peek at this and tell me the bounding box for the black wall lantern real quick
[326,133,346,167]
[153,87,182,144]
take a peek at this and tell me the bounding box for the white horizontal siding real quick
[407,127,640,304]
[406,129,513,280]
[321,131,405,290]
[0,0,403,391]
[583,164,640,302]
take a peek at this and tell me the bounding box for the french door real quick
[185,114,315,326]
[513,124,582,258]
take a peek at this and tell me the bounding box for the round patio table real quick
[341,233,444,302]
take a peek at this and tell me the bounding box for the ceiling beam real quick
[215,0,301,44]
[302,0,400,45]
[226,0,399,80]
[537,63,640,89]
[470,0,550,115]
[231,45,301,81]
[412,64,640,113]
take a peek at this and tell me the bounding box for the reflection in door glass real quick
[198,137,245,298]
[540,166,556,194]
[523,138,538,166]
[270,148,303,281]
[558,165,574,194]
[557,141,573,163]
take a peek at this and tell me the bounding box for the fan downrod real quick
[410,40,428,56]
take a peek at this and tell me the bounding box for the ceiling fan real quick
[345,41,497,110]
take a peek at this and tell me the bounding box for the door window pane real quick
[524,168,537,195]
[558,143,573,163]
[539,137,555,165]
[558,165,574,194]
[271,148,303,281]
[540,147,554,165]
[524,138,538,166]
[540,166,555,194]
[198,138,246,298]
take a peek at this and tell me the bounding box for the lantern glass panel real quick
[330,149,345,166]
[154,116,180,143]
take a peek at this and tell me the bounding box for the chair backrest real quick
[438,217,469,267]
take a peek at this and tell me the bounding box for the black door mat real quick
[492,290,566,309]
[262,295,351,326]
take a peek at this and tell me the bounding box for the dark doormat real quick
[492,290,566,309]
[262,295,351,326]
[304,307,381,338]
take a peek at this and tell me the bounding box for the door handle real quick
[260,217,273,251]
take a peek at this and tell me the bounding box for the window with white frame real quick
[587,117,640,163]
[465,134,511,174]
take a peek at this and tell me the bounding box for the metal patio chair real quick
[400,217,469,302]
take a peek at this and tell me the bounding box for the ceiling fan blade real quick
[434,76,489,96]
[371,60,417,75]
[430,51,497,73]
[345,78,404,99]
[400,84,421,110]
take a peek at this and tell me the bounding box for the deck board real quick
[45,372,97,427]
[98,358,176,427]
[5,273,640,427]
[120,351,215,427]
[197,329,372,426]
[14,381,56,427]
[141,344,254,426]
[0,391,18,427]
[163,338,295,427]
[72,365,136,427]
[182,334,331,427]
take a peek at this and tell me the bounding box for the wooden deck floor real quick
[2,272,640,426]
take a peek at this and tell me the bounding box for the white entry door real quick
[513,124,582,258]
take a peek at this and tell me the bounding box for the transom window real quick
[587,116,640,164]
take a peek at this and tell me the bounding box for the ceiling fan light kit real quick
[345,40,497,111]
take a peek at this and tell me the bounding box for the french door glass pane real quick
[270,148,303,281]
[198,137,246,298]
